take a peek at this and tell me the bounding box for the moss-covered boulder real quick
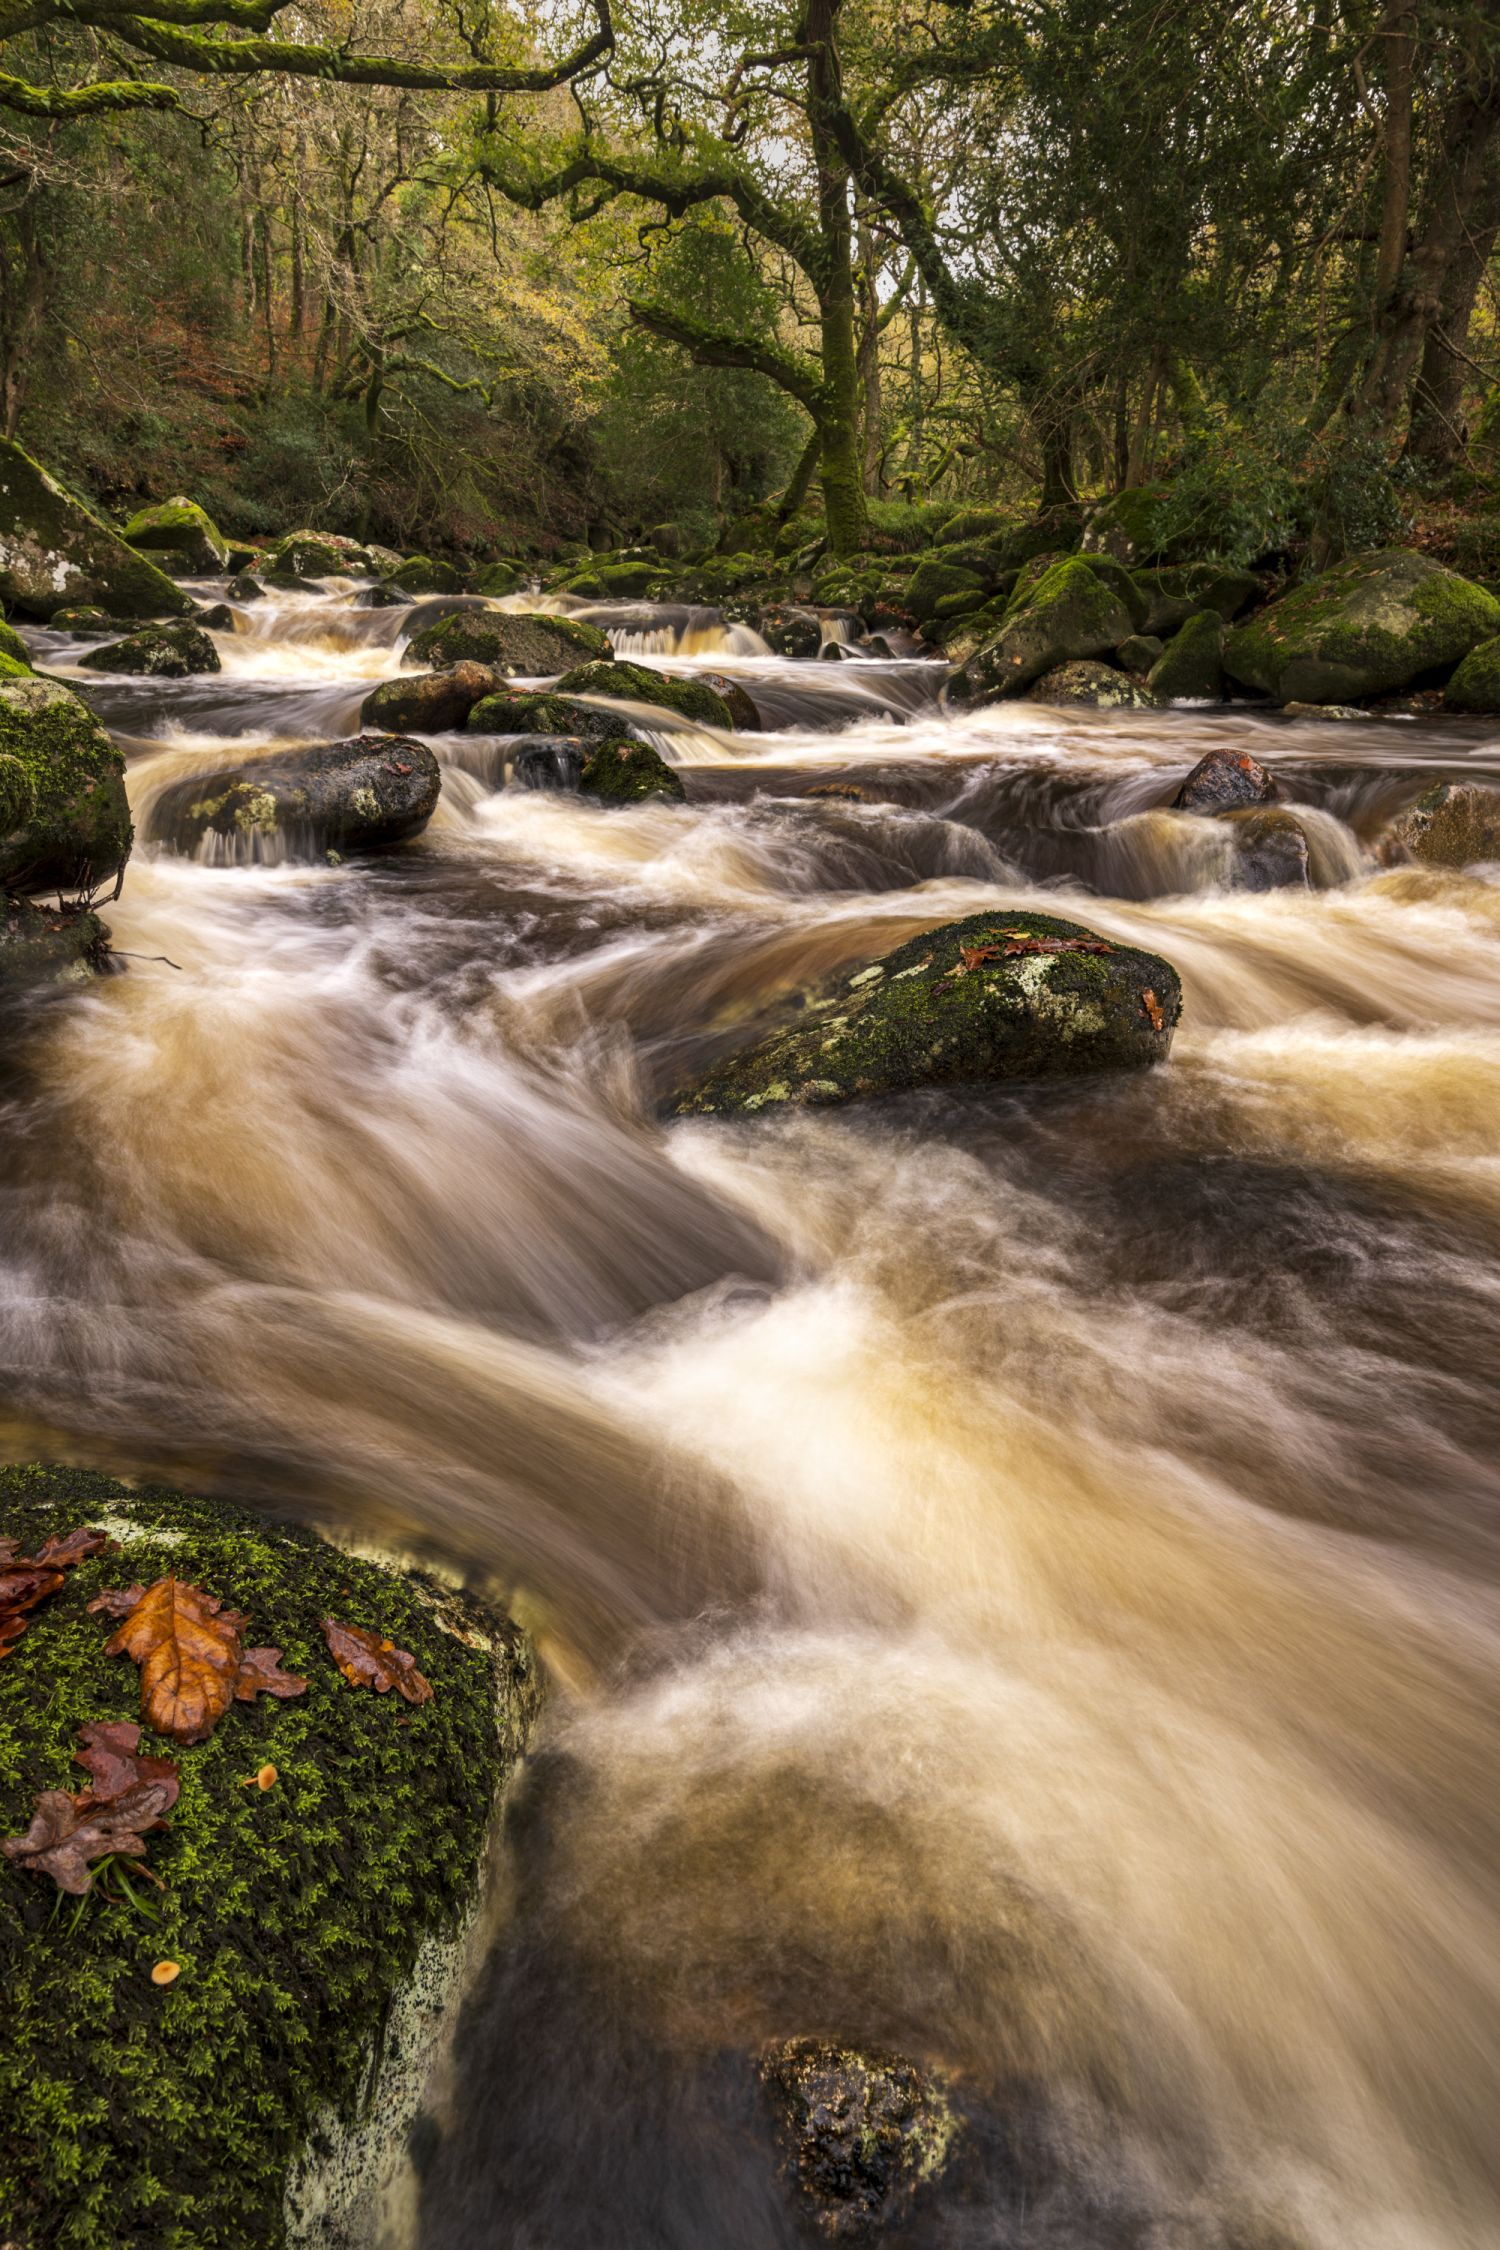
[1027,660,1158,709]
[226,575,265,604]
[0,616,31,670]
[553,659,733,730]
[471,561,528,597]
[78,622,221,679]
[569,559,659,598]
[1141,563,1260,625]
[382,555,465,596]
[0,649,31,681]
[150,733,441,860]
[121,498,228,575]
[1083,484,1175,565]
[403,609,608,677]
[0,1463,539,2250]
[1443,634,1500,713]
[1224,549,1500,705]
[759,2038,959,2242]
[697,671,761,730]
[1148,610,1226,701]
[49,605,115,638]
[361,663,499,734]
[1172,746,1277,813]
[466,688,629,744]
[950,559,1137,704]
[671,907,1180,1116]
[759,605,822,659]
[0,677,131,896]
[0,897,111,991]
[1115,633,1164,673]
[579,736,687,805]
[261,532,374,584]
[905,556,985,623]
[0,439,193,621]
[1381,781,1500,867]
[1075,551,1148,629]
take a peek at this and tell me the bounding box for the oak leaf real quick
[321,1617,433,1705]
[1,1779,175,1895]
[97,1576,250,1745]
[1141,987,1164,1033]
[0,1523,113,1661]
[234,1646,308,1703]
[73,1718,181,1809]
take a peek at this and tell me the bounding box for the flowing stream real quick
[6,583,1500,2247]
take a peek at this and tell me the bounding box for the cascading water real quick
[4,583,1500,2248]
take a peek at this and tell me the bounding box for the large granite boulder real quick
[361,663,498,733]
[949,560,1137,703]
[553,659,733,729]
[403,609,609,676]
[120,498,229,575]
[1443,634,1500,713]
[0,438,192,620]
[1148,611,1226,701]
[77,622,221,678]
[0,677,132,896]
[1224,549,1500,705]
[150,734,441,859]
[1381,781,1500,868]
[1026,660,1158,709]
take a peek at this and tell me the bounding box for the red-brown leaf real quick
[0,1523,113,1661]
[234,1646,308,1704]
[87,1583,147,1620]
[1,1779,175,1895]
[72,1719,180,1810]
[1141,987,1165,1033]
[34,1526,113,1569]
[321,1617,432,1705]
[99,1577,249,1745]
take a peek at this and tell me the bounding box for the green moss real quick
[904,557,985,623]
[553,659,732,729]
[466,690,628,744]
[1443,633,1500,713]
[579,736,687,804]
[1073,551,1148,628]
[381,556,464,595]
[671,907,1180,1116]
[470,562,527,597]
[404,610,608,677]
[0,1464,539,2250]
[1027,660,1158,709]
[121,501,228,574]
[1224,548,1500,703]
[0,678,131,897]
[77,623,220,679]
[952,559,1136,704]
[1148,610,1226,701]
[0,617,32,669]
[1084,484,1174,565]
[0,438,193,622]
[0,648,32,679]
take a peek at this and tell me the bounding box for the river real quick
[4,582,1500,2248]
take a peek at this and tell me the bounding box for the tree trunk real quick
[857,214,882,494]
[1403,148,1500,470]
[776,425,822,523]
[805,0,868,555]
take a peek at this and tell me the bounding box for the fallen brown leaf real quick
[73,1718,180,1810]
[234,1646,308,1704]
[0,1524,113,1661]
[1141,988,1164,1033]
[86,1583,147,1619]
[1,1779,175,1895]
[97,1576,249,1745]
[321,1617,433,1706]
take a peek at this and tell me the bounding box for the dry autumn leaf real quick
[90,1577,308,1745]
[1141,988,1165,1032]
[321,1617,433,1706]
[234,1646,308,1704]
[1,1779,175,1895]
[0,1524,112,1661]
[73,1718,181,1808]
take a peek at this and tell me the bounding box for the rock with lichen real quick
[1443,633,1500,714]
[361,663,499,733]
[579,736,686,805]
[78,621,221,678]
[0,436,193,620]
[758,2037,960,2239]
[1223,805,1312,891]
[1026,660,1158,709]
[1171,746,1278,813]
[1381,780,1500,868]
[149,733,440,861]
[120,498,228,575]
[0,1463,540,2250]
[1224,549,1500,705]
[0,676,131,897]
[950,559,1137,704]
[554,658,734,729]
[670,907,1180,1116]
[402,608,609,676]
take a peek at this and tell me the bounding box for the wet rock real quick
[1443,633,1500,713]
[1171,746,1278,813]
[260,530,381,582]
[0,617,31,670]
[352,582,412,609]
[153,732,440,858]
[671,907,1180,1116]
[906,556,985,623]
[1224,548,1500,705]
[579,737,686,806]
[121,496,228,574]
[382,554,466,595]
[0,677,132,896]
[472,560,528,596]
[226,573,265,603]
[0,435,193,620]
[511,738,589,790]
[1148,610,1225,701]
[819,641,846,660]
[1281,700,1371,720]
[1381,781,1500,868]
[466,687,633,744]
[760,605,823,659]
[77,621,221,678]
[0,896,111,991]
[1223,805,1311,891]
[402,608,609,676]
[361,662,499,733]
[1115,632,1164,672]
[950,559,1136,704]
[758,2038,959,2240]
[47,604,115,637]
[553,658,734,730]
[697,672,762,729]
[1027,660,1158,709]
[192,602,235,633]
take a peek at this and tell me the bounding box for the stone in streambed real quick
[758,2037,959,2240]
[47,604,115,638]
[402,608,609,676]
[226,574,265,603]
[0,436,193,621]
[0,897,112,991]
[1224,548,1500,705]
[466,687,634,744]
[1026,660,1158,709]
[152,733,440,858]
[382,555,466,595]
[1115,633,1164,673]
[1148,610,1225,701]
[510,738,590,791]
[949,559,1136,704]
[361,663,499,733]
[670,908,1180,1117]
[0,617,31,670]
[1442,634,1500,713]
[0,677,131,896]
[1223,806,1311,891]
[697,672,762,729]
[1171,747,1278,813]
[578,737,686,806]
[1381,781,1500,868]
[120,496,228,574]
[553,659,733,730]
[77,621,220,678]
[759,605,823,659]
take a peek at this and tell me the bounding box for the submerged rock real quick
[759,605,823,659]
[361,663,498,733]
[1027,660,1157,709]
[1381,781,1500,868]
[120,496,228,574]
[0,436,193,620]
[671,908,1180,1116]
[226,573,265,603]
[0,677,132,896]
[553,658,733,729]
[152,733,440,858]
[1223,805,1312,891]
[758,2037,960,2239]
[1148,610,1226,701]
[47,604,115,637]
[78,621,220,678]
[0,1463,540,2250]
[1224,548,1500,705]
[0,897,112,991]
[950,559,1136,704]
[511,738,589,790]
[402,608,609,676]
[579,737,686,805]
[1171,747,1278,813]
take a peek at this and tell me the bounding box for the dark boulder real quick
[0,896,112,992]
[1026,661,1158,709]
[402,608,609,676]
[697,672,762,729]
[382,555,466,595]
[352,582,412,609]
[360,663,498,733]
[511,738,589,791]
[1171,747,1278,813]
[467,688,630,743]
[0,436,192,620]
[1224,806,1312,891]
[1115,633,1164,673]
[1224,548,1500,705]
[671,907,1181,1117]
[226,574,266,603]
[553,659,733,729]
[1148,611,1226,702]
[78,622,220,678]
[193,602,236,633]
[47,604,115,638]
[579,737,686,806]
[0,678,132,896]
[759,605,823,659]
[758,2038,959,2240]
[150,734,441,858]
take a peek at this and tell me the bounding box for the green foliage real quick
[1148,413,1304,567]
[1301,428,1414,564]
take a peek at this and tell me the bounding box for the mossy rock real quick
[1083,484,1175,566]
[1382,781,1500,867]
[467,689,629,744]
[581,560,660,598]
[1001,550,1066,618]
[403,610,608,678]
[0,897,111,990]
[1223,805,1311,892]
[0,649,32,680]
[1115,633,1164,673]
[553,660,733,730]
[382,556,465,596]
[758,606,822,659]
[1146,563,1260,621]
[951,559,1136,704]
[0,1463,539,2250]
[149,734,442,860]
[0,616,30,669]
[933,505,1016,547]
[470,562,527,597]
[760,2037,959,2241]
[904,557,984,623]
[49,606,115,639]
[0,677,131,896]
[1148,610,1226,701]
[78,622,220,679]
[121,499,228,575]
[1443,634,1500,713]
[0,438,193,622]
[1026,660,1158,709]
[579,736,687,805]
[1074,551,1148,629]
[360,665,498,735]
[261,533,374,583]
[1172,746,1277,813]
[670,907,1181,1116]
[1224,548,1500,704]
